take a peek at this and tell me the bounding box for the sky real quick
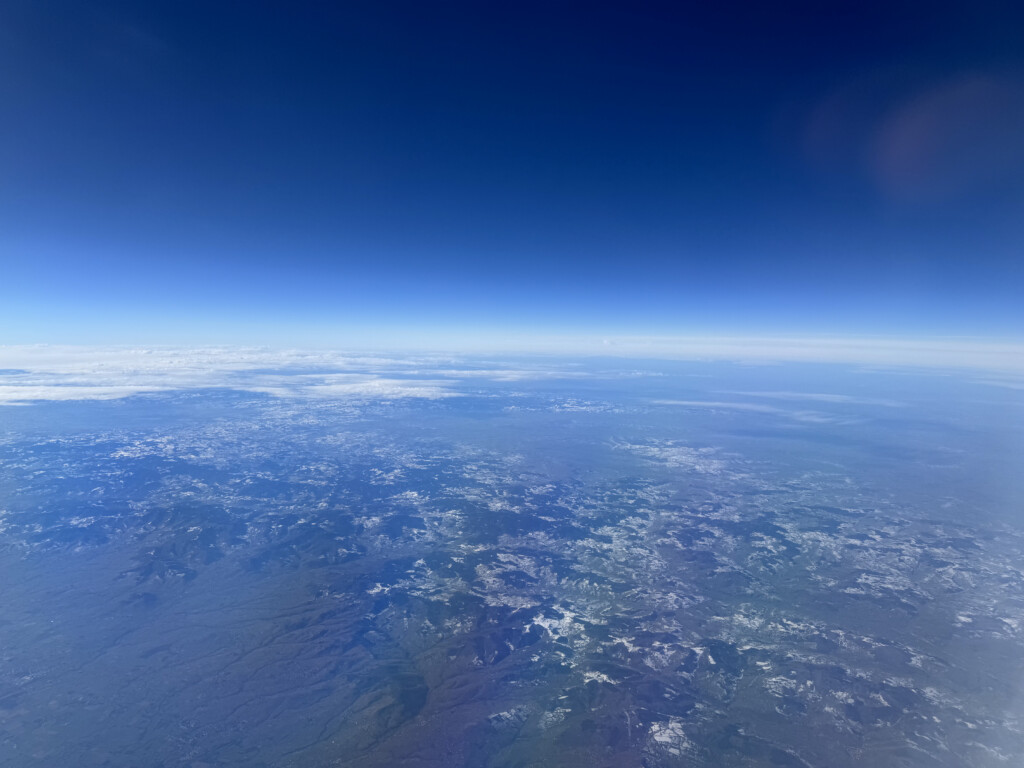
[2,1,1024,348]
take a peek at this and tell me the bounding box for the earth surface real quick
[0,353,1022,767]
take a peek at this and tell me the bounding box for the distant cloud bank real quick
[0,347,462,405]
[537,335,1024,372]
[0,337,1020,405]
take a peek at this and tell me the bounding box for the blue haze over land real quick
[1,351,1023,767]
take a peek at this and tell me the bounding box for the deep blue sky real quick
[2,1,1023,345]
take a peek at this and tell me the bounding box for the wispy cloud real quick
[652,400,848,424]
[971,378,1024,391]
[722,391,903,407]
[653,400,784,413]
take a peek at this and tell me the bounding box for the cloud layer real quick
[0,347,464,405]
[1,338,1020,405]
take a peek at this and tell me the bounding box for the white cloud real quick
[1,337,1020,406]
[0,385,172,404]
[0,347,461,405]
[243,374,457,400]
